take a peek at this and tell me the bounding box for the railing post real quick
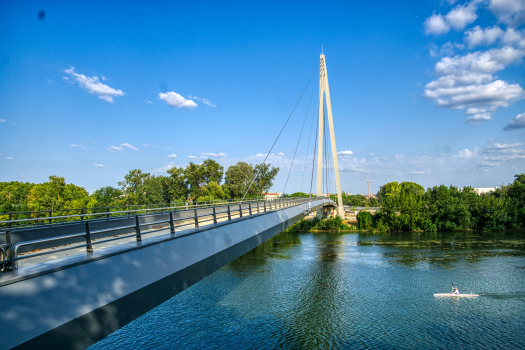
[213,207,217,224]
[127,205,130,218]
[264,201,267,212]
[169,211,175,234]
[85,221,93,253]
[106,207,110,219]
[227,205,231,220]
[257,201,260,213]
[80,208,84,222]
[4,230,13,271]
[135,215,142,241]
[249,203,252,215]
[194,209,199,228]
[239,204,243,217]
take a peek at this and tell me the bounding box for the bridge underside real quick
[0,199,328,350]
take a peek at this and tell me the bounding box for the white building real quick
[473,187,497,195]
[264,192,282,201]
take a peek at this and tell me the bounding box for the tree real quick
[377,182,401,203]
[224,162,254,199]
[253,163,279,196]
[92,186,124,207]
[27,175,89,214]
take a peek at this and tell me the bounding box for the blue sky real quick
[1,0,524,195]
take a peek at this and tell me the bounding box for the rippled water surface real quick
[90,231,525,349]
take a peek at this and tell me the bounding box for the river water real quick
[90,231,525,349]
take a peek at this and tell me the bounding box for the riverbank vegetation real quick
[0,159,279,214]
[360,174,525,232]
[284,217,356,233]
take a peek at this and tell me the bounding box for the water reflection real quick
[90,231,525,350]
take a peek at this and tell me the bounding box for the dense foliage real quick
[365,175,525,232]
[0,159,279,215]
[284,217,355,233]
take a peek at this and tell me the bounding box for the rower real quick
[453,287,460,295]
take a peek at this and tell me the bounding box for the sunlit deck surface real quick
[0,210,249,285]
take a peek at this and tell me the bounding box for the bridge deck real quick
[0,198,333,350]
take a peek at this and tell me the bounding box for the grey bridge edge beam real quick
[1,199,328,350]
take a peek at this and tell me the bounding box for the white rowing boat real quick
[434,293,479,297]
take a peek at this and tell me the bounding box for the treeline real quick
[358,175,525,232]
[0,159,279,214]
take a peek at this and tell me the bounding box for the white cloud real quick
[146,100,153,104]
[425,14,450,35]
[158,92,197,109]
[395,154,406,160]
[167,153,177,158]
[465,113,493,124]
[464,26,504,48]
[20,175,26,178]
[143,144,150,147]
[337,150,354,156]
[277,152,285,156]
[189,95,217,108]
[504,112,525,130]
[64,67,124,103]
[188,155,197,159]
[370,153,376,156]
[70,144,90,151]
[502,28,525,46]
[488,0,525,27]
[201,152,227,157]
[434,46,525,76]
[426,80,524,110]
[424,3,478,35]
[93,163,105,168]
[458,148,479,157]
[483,140,525,161]
[0,119,5,122]
[6,157,13,160]
[424,44,525,123]
[446,3,478,30]
[120,143,138,151]
[106,146,124,152]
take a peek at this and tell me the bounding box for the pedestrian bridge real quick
[0,197,334,350]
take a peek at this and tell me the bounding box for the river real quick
[89,231,525,349]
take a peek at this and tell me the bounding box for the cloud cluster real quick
[64,67,124,103]
[158,92,197,109]
[423,1,525,125]
[93,163,105,168]
[425,2,478,35]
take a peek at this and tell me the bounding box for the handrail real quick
[0,197,267,216]
[2,197,332,271]
[0,197,286,228]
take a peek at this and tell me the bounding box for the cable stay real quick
[282,78,317,195]
[240,65,318,202]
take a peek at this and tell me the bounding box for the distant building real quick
[264,192,282,200]
[473,187,497,195]
[343,191,352,196]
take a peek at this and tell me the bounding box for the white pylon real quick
[316,53,344,218]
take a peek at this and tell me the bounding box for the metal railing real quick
[0,197,329,272]
[344,206,380,211]
[0,198,267,229]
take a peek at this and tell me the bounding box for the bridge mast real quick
[316,53,344,217]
